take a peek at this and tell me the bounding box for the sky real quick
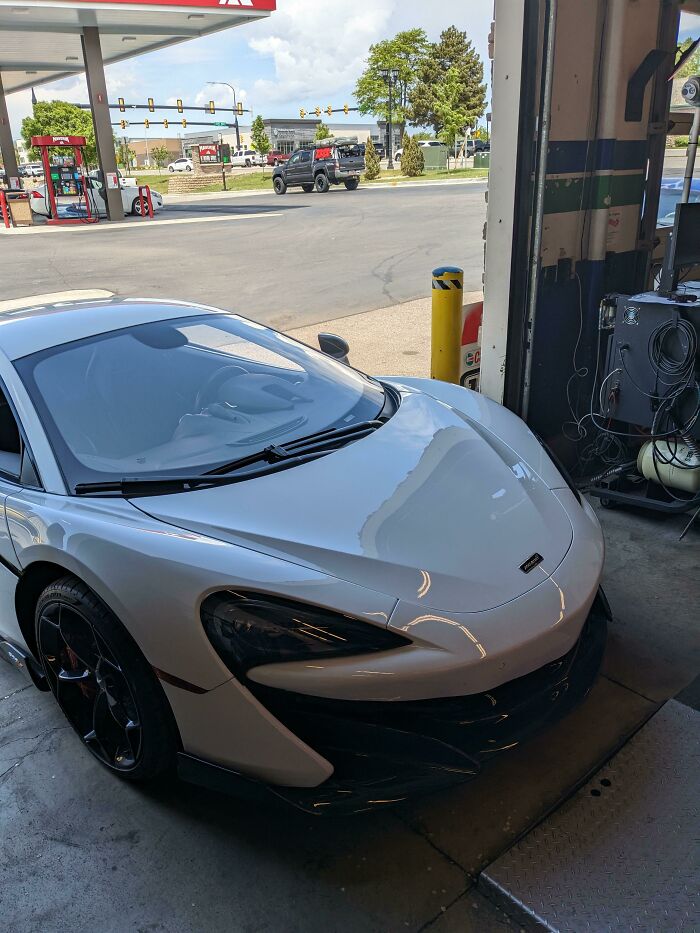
[6,0,493,141]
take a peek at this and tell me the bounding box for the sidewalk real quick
[288,296,432,377]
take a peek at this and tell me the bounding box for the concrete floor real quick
[1,501,697,933]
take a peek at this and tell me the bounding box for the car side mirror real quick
[318,333,350,365]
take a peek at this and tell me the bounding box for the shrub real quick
[402,135,425,177]
[364,136,381,180]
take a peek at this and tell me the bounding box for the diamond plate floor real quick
[480,700,699,932]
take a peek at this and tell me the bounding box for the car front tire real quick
[185,165,192,172]
[35,576,178,782]
[273,176,287,195]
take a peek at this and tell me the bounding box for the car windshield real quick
[15,312,385,489]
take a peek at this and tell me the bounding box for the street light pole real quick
[380,68,399,171]
[207,81,241,151]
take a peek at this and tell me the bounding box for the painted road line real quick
[0,212,283,235]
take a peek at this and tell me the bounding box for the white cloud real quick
[247,0,394,107]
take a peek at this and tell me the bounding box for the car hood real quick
[132,389,574,612]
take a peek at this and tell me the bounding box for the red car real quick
[267,151,291,167]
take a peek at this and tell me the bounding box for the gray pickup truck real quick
[272,137,365,194]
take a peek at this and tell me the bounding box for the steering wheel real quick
[195,365,248,413]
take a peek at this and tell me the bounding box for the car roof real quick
[0,297,214,361]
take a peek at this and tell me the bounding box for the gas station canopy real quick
[0,0,276,95]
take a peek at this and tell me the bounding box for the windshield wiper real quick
[205,419,384,476]
[74,419,384,497]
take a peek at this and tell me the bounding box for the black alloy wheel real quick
[273,176,287,195]
[35,576,177,780]
[315,173,330,193]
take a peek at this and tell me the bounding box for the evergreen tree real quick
[409,26,486,137]
[364,136,381,180]
[402,135,424,177]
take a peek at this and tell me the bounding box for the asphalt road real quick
[1,182,487,330]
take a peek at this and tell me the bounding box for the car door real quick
[0,383,39,648]
[284,150,303,184]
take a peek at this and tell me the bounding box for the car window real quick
[288,153,300,165]
[16,312,385,489]
[299,151,312,163]
[0,386,21,479]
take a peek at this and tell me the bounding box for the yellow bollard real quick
[431,266,463,383]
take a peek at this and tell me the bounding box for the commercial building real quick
[184,119,403,156]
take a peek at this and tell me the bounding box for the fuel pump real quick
[30,135,98,226]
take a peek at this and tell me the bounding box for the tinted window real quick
[299,150,312,163]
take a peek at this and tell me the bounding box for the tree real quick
[364,136,381,180]
[314,121,333,142]
[22,100,98,165]
[677,38,700,78]
[151,145,169,170]
[401,135,424,177]
[410,26,486,138]
[116,141,135,169]
[355,29,430,129]
[251,115,271,157]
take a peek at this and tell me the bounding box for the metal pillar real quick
[81,26,124,221]
[0,72,19,186]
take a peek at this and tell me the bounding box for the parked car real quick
[29,178,163,217]
[230,148,263,168]
[373,142,386,159]
[658,176,700,226]
[19,162,43,178]
[273,137,365,194]
[465,139,490,156]
[266,151,291,167]
[167,158,193,173]
[395,140,448,162]
[0,297,607,813]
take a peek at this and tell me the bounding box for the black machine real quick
[587,203,700,515]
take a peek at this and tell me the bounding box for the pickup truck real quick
[267,150,291,167]
[272,137,365,194]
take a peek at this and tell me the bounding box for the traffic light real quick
[148,97,155,112]
[315,107,321,117]
[118,97,125,112]
[163,118,168,129]
[176,99,183,113]
[208,100,215,114]
[327,105,333,117]
[343,103,349,115]
[300,108,307,119]
[237,102,244,116]
[144,118,150,130]
[120,119,127,130]
[182,118,187,128]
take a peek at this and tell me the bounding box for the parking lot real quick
[0,181,486,329]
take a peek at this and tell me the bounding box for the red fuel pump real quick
[30,135,98,226]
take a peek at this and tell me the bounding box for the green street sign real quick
[214,122,227,127]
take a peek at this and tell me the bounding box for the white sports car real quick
[0,298,607,813]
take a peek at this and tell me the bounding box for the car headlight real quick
[201,591,410,676]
